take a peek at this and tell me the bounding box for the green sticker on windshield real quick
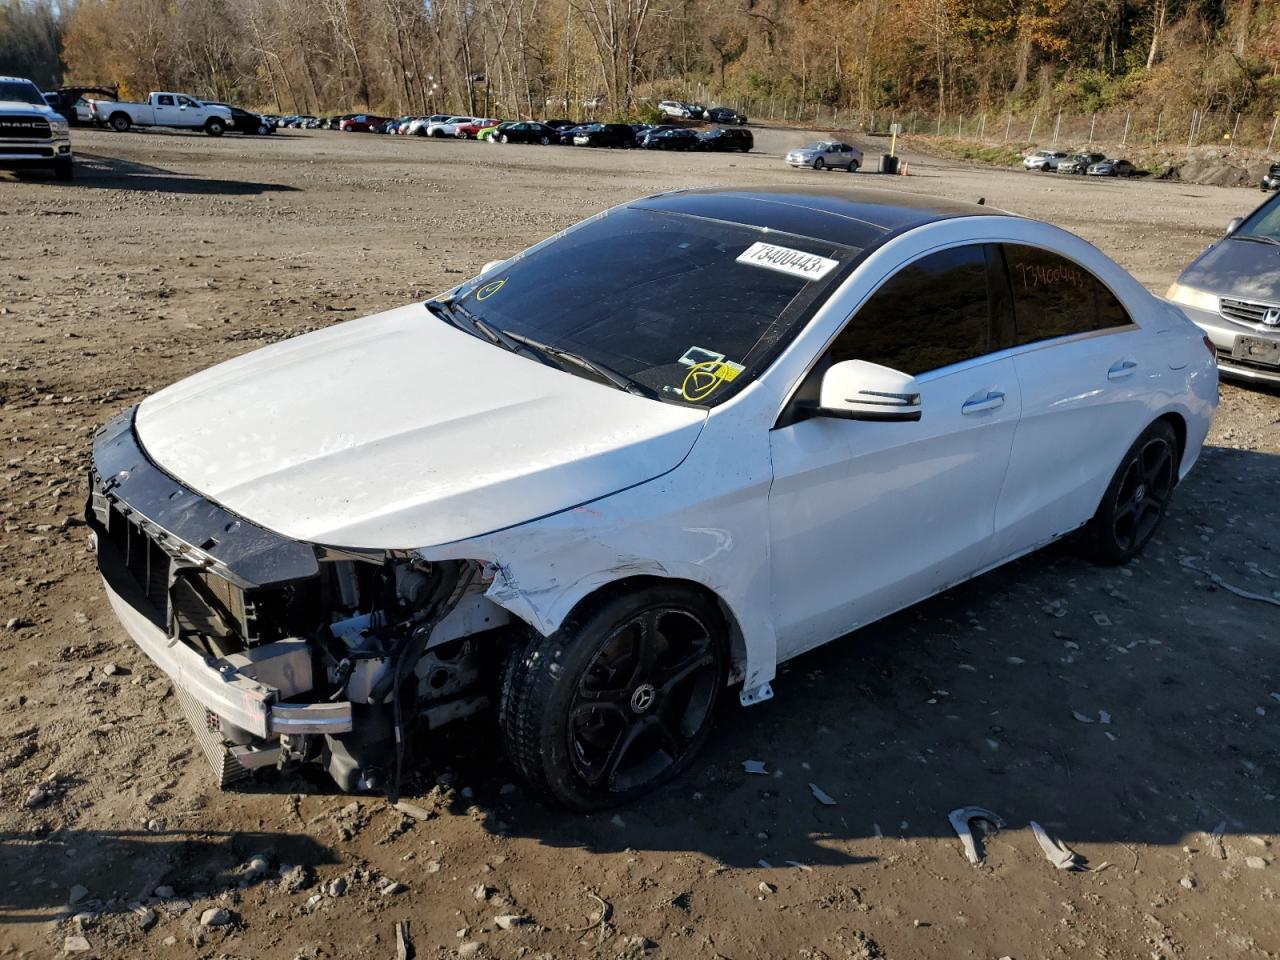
[476,278,506,300]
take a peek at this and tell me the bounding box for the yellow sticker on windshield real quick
[681,359,745,402]
[476,278,506,300]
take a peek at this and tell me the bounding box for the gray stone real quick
[138,907,157,930]
[242,854,270,881]
[63,935,91,954]
[458,943,482,959]
[154,885,175,899]
[200,907,231,928]
[1246,856,1268,870]
[326,877,347,897]
[67,884,88,905]
[493,914,527,930]
[380,880,407,896]
[24,786,49,808]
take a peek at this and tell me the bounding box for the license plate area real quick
[1233,335,1280,366]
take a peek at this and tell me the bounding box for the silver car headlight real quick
[50,118,70,135]
[1166,283,1219,313]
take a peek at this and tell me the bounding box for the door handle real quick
[1107,359,1138,380]
[961,391,1005,414]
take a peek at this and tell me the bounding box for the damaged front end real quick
[86,408,512,794]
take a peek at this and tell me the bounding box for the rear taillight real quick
[1203,334,1216,358]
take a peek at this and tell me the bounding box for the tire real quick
[500,134,510,144]
[256,123,268,135]
[205,118,225,137]
[109,112,131,133]
[540,135,550,145]
[53,157,73,181]
[432,128,444,138]
[499,584,728,811]
[847,160,859,172]
[456,130,467,139]
[1079,420,1179,566]
[813,158,824,170]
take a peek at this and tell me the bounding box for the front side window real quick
[178,96,197,107]
[444,206,860,405]
[1002,244,1131,345]
[828,245,993,375]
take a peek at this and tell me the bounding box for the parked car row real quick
[285,112,757,151]
[1023,149,1137,177]
[657,100,747,124]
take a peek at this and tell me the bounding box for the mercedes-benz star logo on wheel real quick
[630,684,656,713]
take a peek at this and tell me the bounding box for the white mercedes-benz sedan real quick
[89,187,1218,810]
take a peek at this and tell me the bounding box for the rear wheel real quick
[1080,420,1178,565]
[540,135,550,145]
[256,123,269,135]
[499,585,728,811]
[848,160,859,172]
[109,112,131,132]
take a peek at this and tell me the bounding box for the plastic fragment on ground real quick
[948,806,1005,865]
[1030,821,1083,870]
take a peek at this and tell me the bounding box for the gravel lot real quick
[1,125,1278,960]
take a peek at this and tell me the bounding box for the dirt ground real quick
[1,124,1278,960]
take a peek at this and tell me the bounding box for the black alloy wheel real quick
[1081,419,1179,564]
[500,586,728,810]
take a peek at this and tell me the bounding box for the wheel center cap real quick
[630,683,656,714]
[1134,484,1146,503]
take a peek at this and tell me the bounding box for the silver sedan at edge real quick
[1167,189,1280,385]
[785,141,863,171]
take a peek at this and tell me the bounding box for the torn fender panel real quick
[421,437,780,693]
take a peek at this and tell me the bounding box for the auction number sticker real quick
[736,242,838,281]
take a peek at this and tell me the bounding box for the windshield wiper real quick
[426,298,556,367]
[502,331,661,400]
[1233,234,1280,246]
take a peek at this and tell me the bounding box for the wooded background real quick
[2,0,1279,135]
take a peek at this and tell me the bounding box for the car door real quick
[987,243,1151,562]
[153,93,175,124]
[768,244,1022,659]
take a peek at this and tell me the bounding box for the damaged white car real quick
[89,186,1217,810]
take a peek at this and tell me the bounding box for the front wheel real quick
[540,135,550,145]
[500,133,510,144]
[1079,420,1178,565]
[205,118,225,137]
[499,585,728,811]
[256,123,269,135]
[813,158,825,170]
[847,160,859,172]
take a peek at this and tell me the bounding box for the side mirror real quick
[1226,216,1243,236]
[817,359,922,422]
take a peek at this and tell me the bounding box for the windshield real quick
[444,206,858,406]
[0,80,46,106]
[1238,194,1280,241]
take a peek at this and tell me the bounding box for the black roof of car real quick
[636,187,1006,248]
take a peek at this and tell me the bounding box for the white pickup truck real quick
[90,91,232,136]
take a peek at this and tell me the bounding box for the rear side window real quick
[1002,245,1131,345]
[829,245,992,375]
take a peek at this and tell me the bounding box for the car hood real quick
[0,100,57,118]
[1179,236,1280,303]
[135,304,707,550]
